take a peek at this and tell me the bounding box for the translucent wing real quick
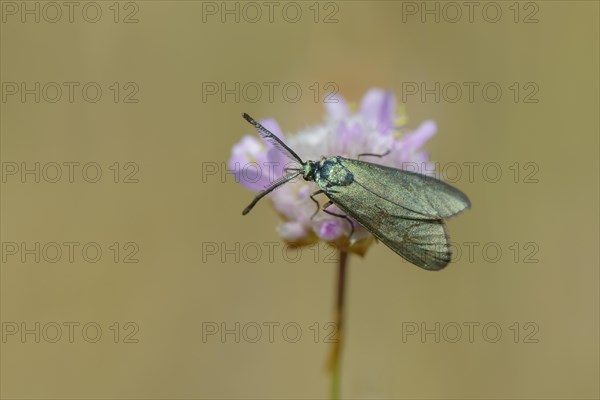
[338,158,471,218]
[325,181,452,270]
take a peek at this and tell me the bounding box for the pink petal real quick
[229,135,270,191]
[325,94,349,119]
[360,88,397,133]
[318,219,344,241]
[399,120,437,151]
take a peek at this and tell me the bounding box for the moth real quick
[240,113,471,270]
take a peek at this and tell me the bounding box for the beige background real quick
[1,1,598,399]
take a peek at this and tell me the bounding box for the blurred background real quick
[1,1,598,399]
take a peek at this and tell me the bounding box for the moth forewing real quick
[321,169,452,270]
[337,158,471,219]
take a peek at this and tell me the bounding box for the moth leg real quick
[309,190,325,219]
[322,201,355,241]
[357,149,391,160]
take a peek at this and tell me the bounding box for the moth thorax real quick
[320,159,354,186]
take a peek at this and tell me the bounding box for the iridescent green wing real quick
[325,181,452,270]
[338,158,471,218]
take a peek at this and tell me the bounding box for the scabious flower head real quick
[229,89,437,255]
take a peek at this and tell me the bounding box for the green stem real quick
[329,250,348,400]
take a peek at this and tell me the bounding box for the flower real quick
[229,88,438,255]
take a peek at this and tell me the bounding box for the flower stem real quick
[329,249,348,400]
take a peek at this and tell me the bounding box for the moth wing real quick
[378,216,451,270]
[338,158,471,218]
[326,185,452,270]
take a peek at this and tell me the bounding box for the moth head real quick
[302,161,317,181]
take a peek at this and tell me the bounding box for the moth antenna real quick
[242,172,301,215]
[242,113,304,165]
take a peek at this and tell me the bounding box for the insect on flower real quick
[240,112,471,271]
